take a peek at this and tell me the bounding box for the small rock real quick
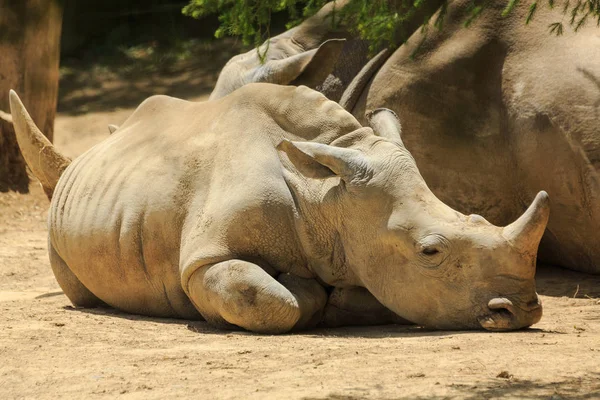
[496,371,513,379]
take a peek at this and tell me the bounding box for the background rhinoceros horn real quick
[502,191,550,254]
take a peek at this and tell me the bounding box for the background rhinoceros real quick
[10,83,548,332]
[208,0,600,275]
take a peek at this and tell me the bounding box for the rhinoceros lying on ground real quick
[209,0,600,275]
[10,84,549,333]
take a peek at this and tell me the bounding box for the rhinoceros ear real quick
[264,39,345,88]
[366,108,403,142]
[277,139,371,183]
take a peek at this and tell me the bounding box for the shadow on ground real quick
[308,372,600,399]
[441,373,600,400]
[58,38,248,114]
[65,303,573,339]
[537,264,600,298]
[56,264,599,336]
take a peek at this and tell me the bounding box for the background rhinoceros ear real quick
[264,39,345,88]
[277,139,371,183]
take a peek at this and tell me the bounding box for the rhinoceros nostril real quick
[524,298,542,311]
[488,297,516,315]
[479,297,543,331]
[491,306,513,319]
[477,298,516,331]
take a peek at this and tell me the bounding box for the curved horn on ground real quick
[9,90,71,199]
[366,108,403,142]
[502,191,550,254]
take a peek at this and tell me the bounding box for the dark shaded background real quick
[61,1,213,57]
[60,0,292,59]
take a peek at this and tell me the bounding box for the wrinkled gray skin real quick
[212,0,600,274]
[11,84,548,333]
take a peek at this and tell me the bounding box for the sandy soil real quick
[1,51,600,399]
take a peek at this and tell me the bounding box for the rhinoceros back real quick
[48,95,206,318]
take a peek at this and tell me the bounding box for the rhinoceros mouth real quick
[477,297,542,331]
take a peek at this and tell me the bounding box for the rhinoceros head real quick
[210,37,344,101]
[280,109,549,331]
[209,1,348,101]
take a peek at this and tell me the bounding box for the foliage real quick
[182,0,600,54]
[183,0,302,47]
[548,0,600,34]
[181,0,441,52]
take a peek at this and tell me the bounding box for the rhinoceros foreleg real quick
[49,242,104,308]
[187,260,327,333]
[321,287,413,328]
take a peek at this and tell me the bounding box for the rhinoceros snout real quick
[477,296,543,331]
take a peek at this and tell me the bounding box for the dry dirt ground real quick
[2,46,600,399]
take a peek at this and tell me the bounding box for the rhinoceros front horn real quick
[502,191,550,254]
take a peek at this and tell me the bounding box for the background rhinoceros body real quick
[11,83,549,333]
[211,0,600,274]
[360,0,600,274]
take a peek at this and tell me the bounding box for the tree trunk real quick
[0,0,63,193]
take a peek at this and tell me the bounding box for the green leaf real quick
[526,2,538,24]
[465,4,485,27]
[502,0,520,17]
[548,21,564,35]
[433,1,448,30]
[575,13,588,30]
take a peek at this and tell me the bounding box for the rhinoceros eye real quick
[417,235,449,268]
[422,246,440,256]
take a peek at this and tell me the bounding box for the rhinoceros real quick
[10,83,549,333]
[208,0,600,274]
